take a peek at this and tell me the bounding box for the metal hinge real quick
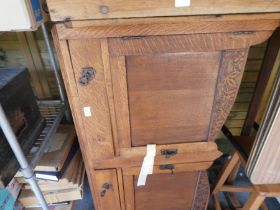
[232,31,256,35]
[161,149,178,158]
[79,67,96,86]
[121,36,145,40]
[100,183,112,197]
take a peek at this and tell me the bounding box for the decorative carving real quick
[208,49,249,141]
[192,171,210,210]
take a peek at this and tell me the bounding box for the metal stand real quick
[41,22,71,122]
[0,22,71,209]
[0,105,49,210]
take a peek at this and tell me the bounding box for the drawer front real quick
[93,142,222,169]
[93,169,121,210]
[123,169,209,210]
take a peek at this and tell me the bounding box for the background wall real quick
[0,23,59,99]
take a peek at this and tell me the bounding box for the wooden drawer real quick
[93,142,222,169]
[123,167,209,210]
[46,0,280,21]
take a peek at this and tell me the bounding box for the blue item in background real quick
[30,0,43,22]
[0,189,16,210]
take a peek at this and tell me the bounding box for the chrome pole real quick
[0,105,49,210]
[41,22,71,122]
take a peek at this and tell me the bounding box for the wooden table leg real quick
[212,151,240,194]
[242,191,265,210]
[213,193,222,210]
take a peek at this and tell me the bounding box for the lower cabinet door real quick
[123,166,209,210]
[93,169,122,210]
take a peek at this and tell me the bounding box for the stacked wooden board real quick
[15,125,85,208]
[247,71,280,184]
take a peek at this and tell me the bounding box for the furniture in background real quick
[212,42,280,209]
[219,27,280,190]
[212,147,280,210]
[0,1,69,209]
[0,67,44,187]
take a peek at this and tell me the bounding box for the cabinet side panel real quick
[51,27,99,207]
[68,39,115,159]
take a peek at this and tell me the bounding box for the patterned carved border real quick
[208,49,249,141]
[191,171,209,210]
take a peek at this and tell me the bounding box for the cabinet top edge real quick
[53,13,280,40]
[55,13,280,28]
[46,0,280,22]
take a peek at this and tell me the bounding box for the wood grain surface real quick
[134,172,198,210]
[68,39,115,160]
[126,52,219,145]
[55,14,280,40]
[46,0,280,21]
[51,14,280,210]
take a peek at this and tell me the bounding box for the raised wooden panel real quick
[126,52,220,146]
[122,171,209,210]
[123,171,209,210]
[134,172,198,210]
[68,39,115,159]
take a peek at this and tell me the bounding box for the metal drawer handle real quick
[100,183,112,197]
[159,164,175,176]
[79,67,96,86]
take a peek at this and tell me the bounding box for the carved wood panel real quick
[191,171,210,210]
[208,49,249,141]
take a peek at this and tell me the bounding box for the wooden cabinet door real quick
[123,166,209,210]
[123,52,219,146]
[109,34,249,148]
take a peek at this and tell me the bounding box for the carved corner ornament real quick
[209,49,249,141]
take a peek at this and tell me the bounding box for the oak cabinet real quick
[52,14,280,210]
